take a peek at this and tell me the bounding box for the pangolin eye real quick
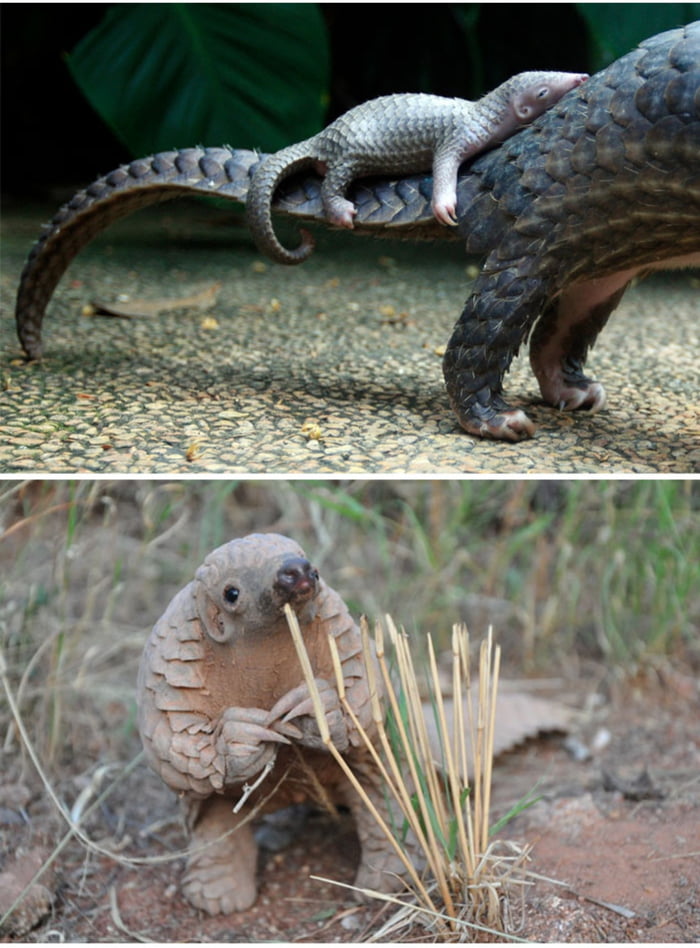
[223,585,240,604]
[537,86,550,99]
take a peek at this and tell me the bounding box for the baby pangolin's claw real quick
[221,722,292,746]
[216,706,293,745]
[268,683,312,723]
[432,201,459,227]
[272,719,305,740]
[268,678,340,728]
[282,697,315,723]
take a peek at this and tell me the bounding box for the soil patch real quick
[2,678,698,942]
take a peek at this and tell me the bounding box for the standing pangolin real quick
[245,71,588,263]
[137,533,414,914]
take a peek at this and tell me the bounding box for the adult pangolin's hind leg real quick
[528,277,631,413]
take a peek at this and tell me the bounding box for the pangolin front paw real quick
[269,679,348,751]
[431,193,459,227]
[214,707,293,783]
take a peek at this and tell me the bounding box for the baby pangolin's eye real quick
[537,86,550,99]
[223,585,240,604]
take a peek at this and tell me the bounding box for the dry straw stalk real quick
[285,605,530,941]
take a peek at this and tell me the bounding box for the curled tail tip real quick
[276,227,315,265]
[297,227,315,260]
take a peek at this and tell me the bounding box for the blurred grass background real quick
[1,478,698,782]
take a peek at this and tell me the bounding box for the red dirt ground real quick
[2,671,698,943]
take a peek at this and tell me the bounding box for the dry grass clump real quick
[286,607,532,941]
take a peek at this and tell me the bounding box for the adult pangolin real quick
[14,24,700,440]
[137,533,417,914]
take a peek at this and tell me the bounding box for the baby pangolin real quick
[137,532,417,914]
[245,70,587,263]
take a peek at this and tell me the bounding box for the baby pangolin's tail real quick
[245,143,318,265]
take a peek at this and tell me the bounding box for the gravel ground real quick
[2,198,698,474]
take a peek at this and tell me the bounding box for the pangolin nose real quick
[276,557,319,595]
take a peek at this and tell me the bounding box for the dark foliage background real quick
[1,3,698,195]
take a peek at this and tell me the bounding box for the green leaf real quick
[489,783,543,836]
[311,906,338,921]
[66,2,330,156]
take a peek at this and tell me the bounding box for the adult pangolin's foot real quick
[533,357,607,413]
[452,397,537,441]
[554,381,607,413]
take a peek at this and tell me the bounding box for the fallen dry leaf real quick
[185,442,203,462]
[424,680,577,762]
[90,282,222,318]
[301,421,323,441]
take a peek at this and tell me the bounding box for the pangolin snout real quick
[274,556,320,601]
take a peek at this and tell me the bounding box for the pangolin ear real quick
[194,563,237,643]
[514,99,533,120]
